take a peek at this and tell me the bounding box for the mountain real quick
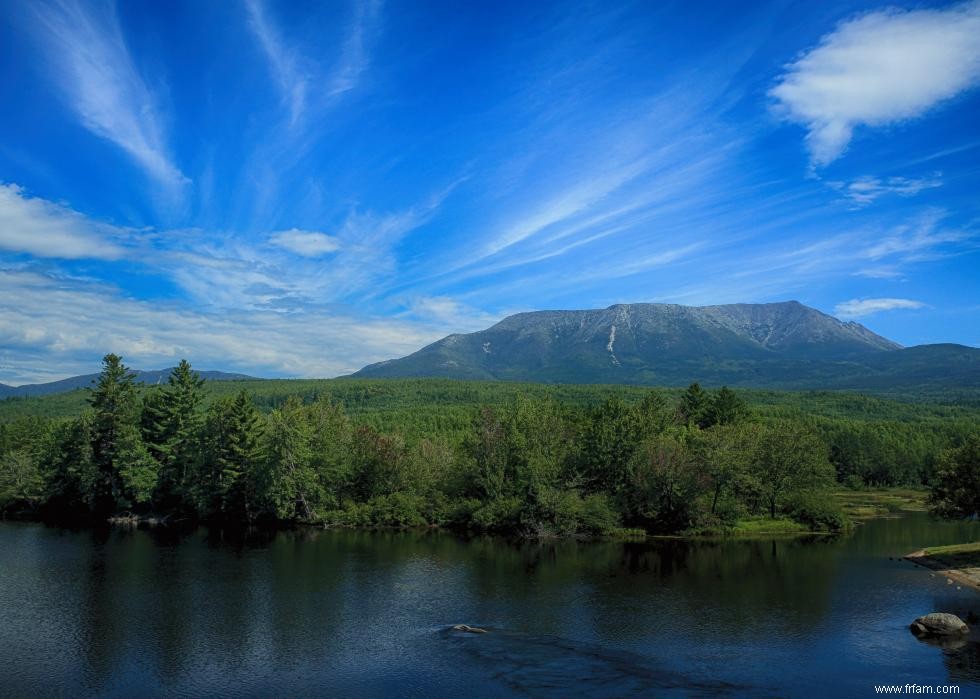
[0,369,257,399]
[354,301,980,391]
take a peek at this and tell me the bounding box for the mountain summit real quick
[354,301,978,390]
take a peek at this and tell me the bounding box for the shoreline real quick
[905,547,980,593]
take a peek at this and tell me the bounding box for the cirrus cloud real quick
[27,0,188,192]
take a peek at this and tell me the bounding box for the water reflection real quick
[0,514,978,698]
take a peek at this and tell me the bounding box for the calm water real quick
[1,514,979,698]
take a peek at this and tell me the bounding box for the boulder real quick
[910,613,969,636]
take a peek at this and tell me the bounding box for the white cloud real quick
[481,156,653,260]
[831,173,942,206]
[0,269,443,385]
[245,0,380,124]
[326,0,380,98]
[862,210,971,262]
[771,1,980,165]
[29,0,188,190]
[853,265,903,280]
[834,297,926,318]
[268,229,341,257]
[0,183,125,259]
[245,0,309,124]
[403,295,500,331]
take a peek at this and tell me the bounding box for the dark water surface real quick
[1,514,979,698]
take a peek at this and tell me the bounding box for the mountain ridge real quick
[0,369,258,399]
[354,301,978,390]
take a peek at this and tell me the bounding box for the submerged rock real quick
[451,624,488,634]
[910,613,969,637]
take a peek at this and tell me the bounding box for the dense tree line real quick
[0,354,832,535]
[3,377,975,489]
[1,355,976,535]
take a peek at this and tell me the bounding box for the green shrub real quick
[787,492,848,531]
[365,493,428,527]
[469,496,523,532]
[579,493,621,535]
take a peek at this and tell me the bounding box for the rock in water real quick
[451,624,487,634]
[910,613,969,636]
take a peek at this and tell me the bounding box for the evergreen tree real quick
[636,390,673,435]
[708,386,748,426]
[42,415,96,514]
[0,417,49,513]
[142,359,204,510]
[88,354,156,513]
[207,391,264,521]
[678,383,711,428]
[305,397,353,508]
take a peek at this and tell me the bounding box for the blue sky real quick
[0,0,978,383]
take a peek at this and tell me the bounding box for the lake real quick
[1,513,978,698]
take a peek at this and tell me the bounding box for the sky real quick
[0,0,979,384]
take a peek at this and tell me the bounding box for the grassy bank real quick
[834,488,928,520]
[690,489,929,538]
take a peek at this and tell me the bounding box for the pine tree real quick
[88,354,156,513]
[197,390,264,522]
[42,415,96,514]
[678,382,711,428]
[306,397,353,509]
[142,359,204,510]
[708,386,748,426]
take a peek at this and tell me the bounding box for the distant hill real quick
[0,369,258,399]
[354,301,980,391]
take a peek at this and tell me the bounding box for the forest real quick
[1,354,978,536]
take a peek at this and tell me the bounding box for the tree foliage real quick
[4,354,974,535]
[928,434,980,520]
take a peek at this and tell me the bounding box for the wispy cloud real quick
[155,183,455,310]
[480,156,653,260]
[771,1,980,166]
[245,0,309,124]
[267,229,341,257]
[327,0,381,97]
[835,297,927,318]
[0,269,444,384]
[830,173,943,207]
[402,295,501,331]
[0,183,125,259]
[862,210,973,263]
[655,207,979,308]
[245,0,380,124]
[28,0,188,191]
